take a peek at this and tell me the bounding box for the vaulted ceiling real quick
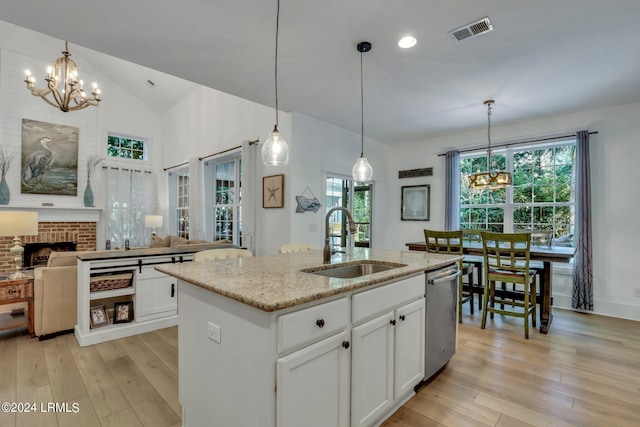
[2,0,640,144]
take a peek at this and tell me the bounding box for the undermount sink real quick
[302,261,407,279]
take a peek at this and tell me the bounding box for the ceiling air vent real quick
[448,17,494,42]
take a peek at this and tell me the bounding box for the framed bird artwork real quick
[20,118,79,196]
[263,174,284,208]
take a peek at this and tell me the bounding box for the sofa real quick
[33,250,83,338]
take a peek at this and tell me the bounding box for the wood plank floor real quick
[1,307,639,426]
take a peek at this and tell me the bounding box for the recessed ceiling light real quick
[398,36,417,49]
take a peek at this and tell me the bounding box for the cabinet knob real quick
[316,319,325,328]
[342,341,350,349]
[399,315,406,322]
[389,319,396,326]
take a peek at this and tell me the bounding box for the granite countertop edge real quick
[156,248,461,312]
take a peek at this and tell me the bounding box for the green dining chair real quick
[461,228,487,310]
[480,231,537,339]
[424,229,474,323]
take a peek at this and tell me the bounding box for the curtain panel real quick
[241,140,258,255]
[444,150,461,231]
[105,167,157,248]
[572,130,594,311]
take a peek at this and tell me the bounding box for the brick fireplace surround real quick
[0,221,96,273]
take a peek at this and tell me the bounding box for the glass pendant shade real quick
[352,156,373,182]
[262,126,289,166]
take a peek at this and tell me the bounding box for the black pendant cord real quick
[274,0,280,129]
[486,101,492,171]
[360,49,364,157]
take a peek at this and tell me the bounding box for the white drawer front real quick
[278,298,349,354]
[352,274,424,325]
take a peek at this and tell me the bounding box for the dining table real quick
[405,240,574,334]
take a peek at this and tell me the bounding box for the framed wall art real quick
[21,118,79,196]
[401,184,430,221]
[263,174,284,208]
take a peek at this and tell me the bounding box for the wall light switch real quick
[208,322,221,344]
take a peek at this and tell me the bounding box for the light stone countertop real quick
[76,243,235,261]
[156,247,461,312]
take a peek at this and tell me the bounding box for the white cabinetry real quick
[277,331,351,427]
[177,272,428,427]
[351,275,425,427]
[75,254,189,347]
[276,297,350,427]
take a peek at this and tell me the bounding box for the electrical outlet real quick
[634,287,640,298]
[208,322,221,343]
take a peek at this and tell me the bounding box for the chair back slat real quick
[513,228,553,248]
[423,230,464,255]
[481,231,531,274]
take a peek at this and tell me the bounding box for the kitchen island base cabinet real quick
[277,331,350,427]
[177,272,428,427]
[351,278,425,427]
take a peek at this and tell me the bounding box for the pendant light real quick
[352,41,373,182]
[262,0,289,166]
[468,100,512,190]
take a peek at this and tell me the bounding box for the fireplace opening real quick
[23,242,78,269]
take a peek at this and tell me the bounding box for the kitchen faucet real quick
[324,206,358,264]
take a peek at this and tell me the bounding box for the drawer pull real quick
[342,341,350,349]
[399,314,406,322]
[316,319,325,328]
[389,319,396,326]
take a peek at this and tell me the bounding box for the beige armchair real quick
[33,251,82,338]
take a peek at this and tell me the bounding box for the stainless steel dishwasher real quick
[422,263,461,383]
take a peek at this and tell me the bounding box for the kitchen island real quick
[157,247,460,427]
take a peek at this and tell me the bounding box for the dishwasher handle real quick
[428,270,461,285]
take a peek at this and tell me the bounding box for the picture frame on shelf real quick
[401,184,430,221]
[113,301,134,323]
[89,305,109,328]
[263,174,284,208]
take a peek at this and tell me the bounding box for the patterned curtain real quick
[572,130,593,311]
[105,167,156,248]
[445,150,461,231]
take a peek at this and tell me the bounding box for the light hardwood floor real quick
[1,307,639,427]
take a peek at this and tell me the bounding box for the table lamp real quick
[144,215,163,239]
[0,211,39,279]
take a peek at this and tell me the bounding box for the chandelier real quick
[468,100,512,190]
[24,42,101,113]
[352,41,373,182]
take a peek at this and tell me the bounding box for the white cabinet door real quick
[277,331,350,427]
[351,311,395,427]
[394,298,425,399]
[136,274,177,320]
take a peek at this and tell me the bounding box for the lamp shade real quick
[144,215,163,228]
[0,211,38,236]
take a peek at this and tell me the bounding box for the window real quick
[208,156,242,246]
[177,173,189,239]
[460,141,575,246]
[107,135,146,160]
[325,175,373,248]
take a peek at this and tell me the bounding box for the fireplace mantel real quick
[0,206,101,222]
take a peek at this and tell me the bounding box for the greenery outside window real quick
[108,135,146,160]
[177,173,189,239]
[211,156,242,246]
[460,141,575,246]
